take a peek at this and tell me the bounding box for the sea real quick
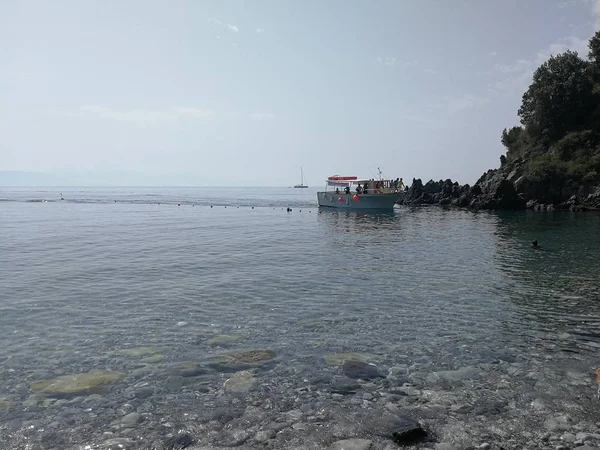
[1,187,599,450]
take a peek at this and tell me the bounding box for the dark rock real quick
[342,360,384,380]
[164,432,195,449]
[472,400,508,416]
[390,417,428,445]
[362,414,428,445]
[330,378,361,394]
[127,386,154,399]
[206,407,244,423]
[207,361,251,373]
[172,362,208,377]
[399,152,600,210]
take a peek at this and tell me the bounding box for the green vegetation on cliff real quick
[500,31,600,187]
[402,32,600,210]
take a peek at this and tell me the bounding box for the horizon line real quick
[0,185,317,188]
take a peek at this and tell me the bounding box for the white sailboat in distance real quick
[294,167,308,188]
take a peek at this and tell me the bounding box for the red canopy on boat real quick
[327,175,357,181]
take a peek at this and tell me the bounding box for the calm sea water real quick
[1,187,599,450]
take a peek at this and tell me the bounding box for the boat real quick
[317,168,404,210]
[294,167,308,188]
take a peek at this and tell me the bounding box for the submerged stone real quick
[330,378,361,395]
[140,354,165,364]
[163,432,195,449]
[23,394,42,407]
[545,415,573,432]
[472,400,508,416]
[224,429,251,446]
[121,412,142,428]
[342,360,384,380]
[391,418,428,445]
[31,369,125,398]
[428,366,481,384]
[172,362,208,377]
[223,370,257,393]
[117,347,162,358]
[255,429,276,442]
[209,349,275,372]
[100,437,135,449]
[330,438,373,450]
[208,360,251,373]
[324,353,380,366]
[0,396,10,411]
[207,334,242,346]
[226,349,276,363]
[363,413,427,445]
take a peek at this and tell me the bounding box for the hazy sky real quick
[2,0,600,186]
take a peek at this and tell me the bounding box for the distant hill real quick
[0,171,201,187]
[0,171,64,186]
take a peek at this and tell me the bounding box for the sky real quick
[1,0,600,186]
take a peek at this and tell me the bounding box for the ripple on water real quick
[0,192,600,448]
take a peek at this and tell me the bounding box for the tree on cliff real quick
[517,50,596,143]
[589,30,600,67]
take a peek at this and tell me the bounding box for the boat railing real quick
[324,179,405,195]
[325,188,403,195]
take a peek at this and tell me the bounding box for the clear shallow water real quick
[1,187,600,450]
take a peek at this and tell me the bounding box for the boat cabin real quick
[324,176,402,195]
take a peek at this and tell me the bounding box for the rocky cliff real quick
[399,159,600,211]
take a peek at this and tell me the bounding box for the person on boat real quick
[363,182,369,194]
[335,188,340,194]
[398,178,404,189]
[356,185,362,194]
[344,186,351,195]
